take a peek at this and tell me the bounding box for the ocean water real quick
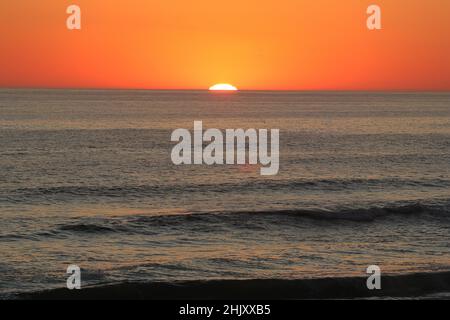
[0,89,449,297]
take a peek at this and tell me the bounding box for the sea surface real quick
[1,89,449,298]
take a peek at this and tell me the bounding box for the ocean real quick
[1,89,449,298]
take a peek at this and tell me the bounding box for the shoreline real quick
[18,271,450,300]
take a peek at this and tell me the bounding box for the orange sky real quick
[1,0,449,90]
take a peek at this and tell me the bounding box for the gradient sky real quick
[1,0,449,90]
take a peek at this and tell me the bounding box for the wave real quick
[4,177,450,202]
[17,271,450,300]
[58,224,118,233]
[129,202,450,224]
[2,201,447,241]
[243,202,450,222]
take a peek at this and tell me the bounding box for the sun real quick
[209,83,238,91]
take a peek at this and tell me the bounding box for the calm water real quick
[1,89,450,297]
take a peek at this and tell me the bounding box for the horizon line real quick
[1,86,449,93]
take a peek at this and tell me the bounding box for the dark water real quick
[1,89,449,297]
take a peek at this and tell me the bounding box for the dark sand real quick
[19,271,450,300]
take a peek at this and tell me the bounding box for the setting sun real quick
[209,84,238,91]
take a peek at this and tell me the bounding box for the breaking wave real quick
[2,201,449,241]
